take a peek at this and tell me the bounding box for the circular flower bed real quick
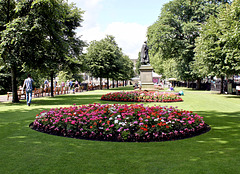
[31,103,210,142]
[101,91,183,102]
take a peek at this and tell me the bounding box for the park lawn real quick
[0,87,240,174]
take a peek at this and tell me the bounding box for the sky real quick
[68,0,171,59]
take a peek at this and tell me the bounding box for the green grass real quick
[1,87,240,174]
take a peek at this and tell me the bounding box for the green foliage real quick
[118,54,134,81]
[135,52,141,75]
[86,35,134,83]
[194,0,240,78]
[147,0,229,81]
[0,0,85,101]
[0,65,11,94]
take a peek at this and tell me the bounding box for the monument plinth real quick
[139,41,157,91]
[139,65,156,91]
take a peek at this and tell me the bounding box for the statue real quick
[140,41,149,65]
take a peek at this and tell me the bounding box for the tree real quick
[86,35,122,89]
[147,0,230,85]
[117,54,134,86]
[0,0,85,101]
[194,0,240,93]
[135,52,141,75]
[0,65,11,94]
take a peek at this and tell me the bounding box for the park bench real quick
[54,87,61,95]
[61,86,69,94]
[34,88,43,97]
[94,85,100,90]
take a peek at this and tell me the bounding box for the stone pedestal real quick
[139,65,156,91]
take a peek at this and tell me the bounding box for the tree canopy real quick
[193,0,240,93]
[147,0,231,82]
[0,0,85,101]
[86,35,134,89]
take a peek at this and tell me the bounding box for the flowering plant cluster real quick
[31,103,209,142]
[101,91,183,102]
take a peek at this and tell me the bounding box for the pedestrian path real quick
[0,95,8,102]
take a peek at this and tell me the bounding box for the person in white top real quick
[22,74,34,106]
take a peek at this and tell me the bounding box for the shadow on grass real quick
[224,95,240,99]
[1,100,240,146]
[107,86,134,91]
[33,94,105,106]
[193,110,240,144]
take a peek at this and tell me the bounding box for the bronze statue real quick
[141,41,149,65]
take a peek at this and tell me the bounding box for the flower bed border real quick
[30,122,210,142]
[101,91,183,103]
[30,104,210,142]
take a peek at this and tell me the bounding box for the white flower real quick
[109,117,113,120]
[40,112,47,117]
[154,118,159,121]
[114,120,118,124]
[117,115,121,118]
[99,127,103,129]
[109,107,116,113]
[126,117,129,120]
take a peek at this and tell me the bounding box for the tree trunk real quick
[11,64,19,103]
[100,77,103,90]
[107,77,109,89]
[196,78,201,90]
[50,71,54,97]
[187,80,190,88]
[112,79,115,88]
[220,76,224,94]
[117,80,119,87]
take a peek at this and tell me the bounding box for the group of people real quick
[43,79,80,90]
[21,74,82,106]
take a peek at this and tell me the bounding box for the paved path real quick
[0,95,8,103]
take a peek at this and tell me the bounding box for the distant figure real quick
[44,79,49,90]
[178,90,184,96]
[69,80,73,89]
[141,41,149,64]
[22,74,34,106]
[134,82,138,89]
[139,81,142,90]
[66,80,69,87]
[61,81,65,88]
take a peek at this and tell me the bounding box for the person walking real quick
[22,74,34,106]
